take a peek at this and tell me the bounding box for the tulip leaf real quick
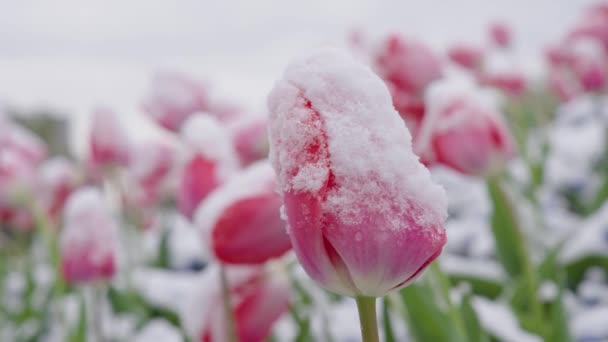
[459,293,489,342]
[487,177,529,278]
[68,295,87,342]
[564,255,608,290]
[399,283,466,342]
[382,297,396,342]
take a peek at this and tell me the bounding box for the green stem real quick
[355,296,379,342]
[219,265,237,342]
[429,262,468,340]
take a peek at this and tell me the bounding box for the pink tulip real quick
[189,266,290,342]
[417,79,515,176]
[142,72,210,131]
[89,108,131,167]
[489,21,512,48]
[229,115,269,166]
[267,49,447,297]
[0,149,35,229]
[373,33,443,118]
[570,38,608,92]
[196,161,290,264]
[37,157,78,220]
[477,71,527,97]
[447,44,484,70]
[60,187,118,284]
[177,115,238,219]
[0,119,47,165]
[127,142,174,207]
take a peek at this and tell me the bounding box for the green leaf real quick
[382,297,396,342]
[68,295,87,342]
[460,293,489,342]
[399,283,466,342]
[487,177,529,278]
[564,255,608,290]
[150,229,171,269]
[546,281,572,342]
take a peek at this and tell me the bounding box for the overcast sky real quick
[0,0,598,119]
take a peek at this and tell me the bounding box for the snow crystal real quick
[194,161,276,253]
[267,48,447,231]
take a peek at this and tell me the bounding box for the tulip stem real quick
[219,265,237,342]
[355,296,379,342]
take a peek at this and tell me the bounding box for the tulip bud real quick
[127,142,174,207]
[374,34,443,108]
[268,48,447,297]
[142,72,210,131]
[89,108,131,167]
[417,78,515,176]
[195,161,290,264]
[229,115,269,167]
[37,157,78,220]
[60,187,118,284]
[0,121,47,165]
[489,21,512,49]
[183,265,290,342]
[177,115,238,219]
[447,44,484,70]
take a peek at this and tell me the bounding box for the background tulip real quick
[416,78,515,176]
[60,187,118,284]
[89,108,131,167]
[177,114,238,219]
[196,161,290,264]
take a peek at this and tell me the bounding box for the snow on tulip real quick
[416,78,515,176]
[60,187,118,284]
[229,115,269,167]
[268,48,447,298]
[142,72,210,132]
[195,161,290,265]
[127,142,174,207]
[177,114,239,220]
[89,108,131,167]
[183,265,290,342]
[36,157,78,220]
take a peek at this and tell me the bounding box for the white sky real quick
[0,0,598,125]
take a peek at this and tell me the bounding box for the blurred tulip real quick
[60,187,117,284]
[229,115,269,166]
[37,157,78,220]
[448,44,484,70]
[177,115,238,219]
[89,108,131,167]
[374,33,443,117]
[142,72,209,131]
[185,266,290,342]
[417,78,515,176]
[0,149,35,229]
[196,161,290,264]
[570,38,608,92]
[477,71,527,97]
[0,119,47,165]
[268,49,447,297]
[489,21,512,48]
[127,142,174,207]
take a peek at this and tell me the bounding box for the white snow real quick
[268,47,447,231]
[472,296,543,342]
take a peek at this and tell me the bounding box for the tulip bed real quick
[2,3,608,342]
